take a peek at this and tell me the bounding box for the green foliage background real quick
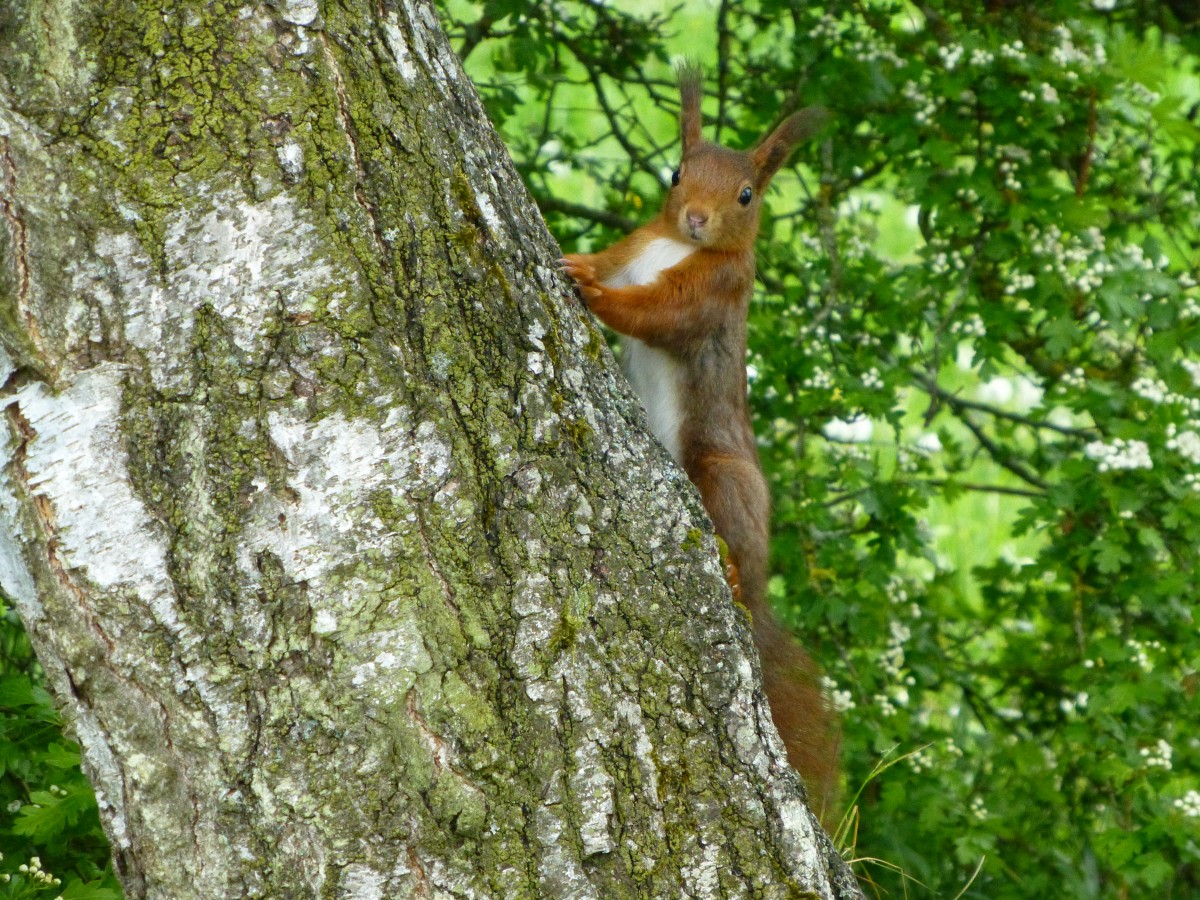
[436,0,1200,896]
[2,1,1198,897]
[0,603,119,899]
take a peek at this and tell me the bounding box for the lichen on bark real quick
[0,1,861,898]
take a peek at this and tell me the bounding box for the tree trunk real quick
[0,1,860,897]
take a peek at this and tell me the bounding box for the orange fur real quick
[563,69,839,816]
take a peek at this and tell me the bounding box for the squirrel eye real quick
[738,186,753,206]
[671,169,681,186]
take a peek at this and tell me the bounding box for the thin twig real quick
[915,373,1098,439]
[457,10,499,63]
[1075,88,1098,197]
[825,479,1044,508]
[715,0,732,142]
[536,195,638,233]
[958,413,1049,490]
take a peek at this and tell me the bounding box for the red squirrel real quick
[563,67,839,814]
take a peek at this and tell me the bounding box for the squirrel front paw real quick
[560,255,603,304]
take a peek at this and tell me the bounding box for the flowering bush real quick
[441,0,1200,895]
[0,606,119,899]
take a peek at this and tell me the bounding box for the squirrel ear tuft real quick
[677,61,704,155]
[751,105,829,188]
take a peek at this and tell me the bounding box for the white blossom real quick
[1084,438,1152,472]
[1127,638,1162,672]
[969,48,994,67]
[1140,738,1173,770]
[1167,427,1200,465]
[1000,40,1027,61]
[1175,790,1200,818]
[1182,359,1200,388]
[916,432,943,454]
[823,416,874,443]
[802,367,834,390]
[970,795,989,821]
[821,676,855,712]
[937,43,964,70]
[1132,377,1169,404]
[951,313,987,338]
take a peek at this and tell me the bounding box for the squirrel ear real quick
[751,106,829,188]
[677,62,704,155]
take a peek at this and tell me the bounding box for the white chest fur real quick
[604,238,695,463]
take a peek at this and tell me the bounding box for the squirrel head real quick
[663,64,827,252]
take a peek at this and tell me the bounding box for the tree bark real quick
[0,1,861,897]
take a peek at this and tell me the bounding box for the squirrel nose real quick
[687,211,709,230]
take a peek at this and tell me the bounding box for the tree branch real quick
[536,195,638,233]
[915,373,1097,439]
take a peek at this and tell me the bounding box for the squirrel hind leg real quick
[724,556,743,605]
[688,453,771,606]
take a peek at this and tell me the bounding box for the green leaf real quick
[1136,527,1165,553]
[1096,829,1140,869]
[61,880,122,900]
[38,741,83,770]
[1059,196,1111,230]
[1043,315,1081,359]
[1135,851,1175,889]
[0,675,59,722]
[12,788,90,840]
[0,675,37,708]
[1098,280,1144,321]
[940,478,965,504]
[1095,538,1131,574]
